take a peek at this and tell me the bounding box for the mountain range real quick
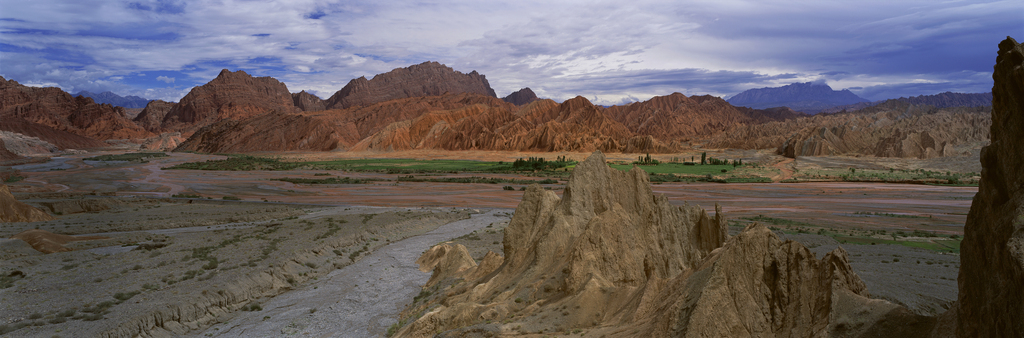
[73,91,152,109]
[726,82,869,113]
[0,62,994,160]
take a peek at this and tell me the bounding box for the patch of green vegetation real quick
[741,215,817,228]
[84,152,168,163]
[396,175,557,185]
[271,177,385,184]
[855,211,929,219]
[2,175,24,183]
[168,155,577,174]
[222,195,241,200]
[172,193,202,198]
[166,155,302,171]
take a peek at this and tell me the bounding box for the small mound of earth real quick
[10,229,108,254]
[0,184,54,223]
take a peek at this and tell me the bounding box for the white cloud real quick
[156,76,175,83]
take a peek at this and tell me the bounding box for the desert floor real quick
[0,151,969,337]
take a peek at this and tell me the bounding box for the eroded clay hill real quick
[324,61,497,110]
[393,152,926,337]
[0,184,53,223]
[0,77,153,148]
[956,36,1024,337]
[708,100,991,159]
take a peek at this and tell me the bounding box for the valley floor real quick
[0,150,970,336]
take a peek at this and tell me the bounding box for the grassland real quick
[734,215,962,253]
[84,152,169,163]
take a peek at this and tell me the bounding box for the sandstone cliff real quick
[323,62,497,110]
[956,36,1024,337]
[0,77,153,146]
[174,111,341,153]
[159,69,298,136]
[0,184,53,223]
[393,152,912,337]
[502,88,539,106]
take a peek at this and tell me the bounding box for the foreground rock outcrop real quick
[0,184,54,223]
[393,152,919,337]
[956,36,1024,337]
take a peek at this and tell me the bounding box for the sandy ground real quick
[0,150,972,336]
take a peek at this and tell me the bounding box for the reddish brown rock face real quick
[159,69,298,136]
[134,99,176,132]
[957,36,1024,337]
[0,77,153,147]
[604,93,779,142]
[323,61,497,110]
[292,90,325,112]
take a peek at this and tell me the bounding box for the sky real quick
[0,1,1020,105]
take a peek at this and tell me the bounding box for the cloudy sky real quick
[1,0,1020,105]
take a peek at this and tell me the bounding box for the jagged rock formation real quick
[292,90,325,112]
[604,93,802,142]
[709,101,991,159]
[133,100,176,132]
[956,36,1024,337]
[324,62,497,109]
[159,69,298,136]
[0,184,54,223]
[502,88,539,106]
[728,82,869,113]
[393,152,914,337]
[0,77,154,146]
[74,90,151,109]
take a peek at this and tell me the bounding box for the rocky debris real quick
[727,82,869,113]
[324,61,497,110]
[10,229,107,254]
[159,69,299,136]
[501,88,539,106]
[292,90,325,112]
[74,90,151,109]
[0,184,54,223]
[0,77,153,146]
[710,101,990,159]
[956,36,1024,337]
[174,110,341,153]
[133,99,176,132]
[0,139,19,161]
[394,151,928,337]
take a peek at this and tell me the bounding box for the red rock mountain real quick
[323,62,497,110]
[133,99,176,133]
[501,87,539,106]
[159,69,298,136]
[0,77,152,149]
[708,101,991,159]
[956,36,1024,337]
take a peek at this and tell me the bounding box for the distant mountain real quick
[74,91,151,109]
[323,61,497,110]
[502,88,539,105]
[727,82,869,113]
[817,92,993,114]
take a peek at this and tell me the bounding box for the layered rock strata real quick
[0,184,54,223]
[956,36,1024,337]
[159,69,298,136]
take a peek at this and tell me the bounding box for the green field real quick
[85,152,169,163]
[166,155,575,174]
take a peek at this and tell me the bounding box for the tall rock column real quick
[956,36,1024,337]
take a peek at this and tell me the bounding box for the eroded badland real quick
[1,38,1022,337]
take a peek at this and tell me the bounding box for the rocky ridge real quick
[292,90,325,112]
[74,91,150,109]
[324,61,497,110]
[393,151,920,337]
[956,36,1024,337]
[0,77,154,147]
[709,101,991,159]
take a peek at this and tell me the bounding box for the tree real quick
[701,152,707,165]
